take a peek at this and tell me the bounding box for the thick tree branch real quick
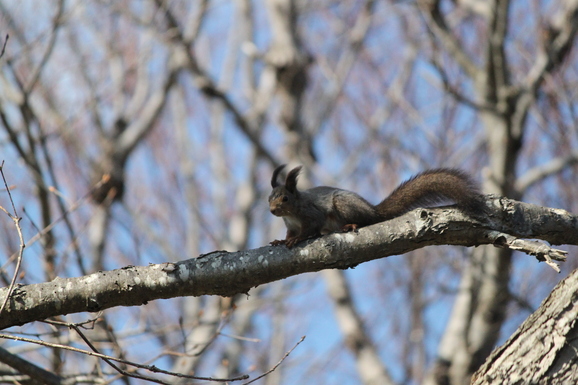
[0,197,576,330]
[471,267,578,384]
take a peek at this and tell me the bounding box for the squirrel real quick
[268,165,486,247]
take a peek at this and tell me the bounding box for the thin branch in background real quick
[0,162,18,216]
[57,313,248,384]
[153,0,278,166]
[423,27,494,113]
[0,332,250,383]
[0,176,110,277]
[70,324,176,385]
[218,332,261,343]
[242,336,306,385]
[0,161,26,316]
[0,345,63,385]
[430,58,495,112]
[43,314,102,329]
[0,34,8,59]
[515,151,578,193]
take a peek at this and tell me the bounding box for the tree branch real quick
[471,266,578,384]
[323,269,395,385]
[0,345,62,385]
[524,0,578,92]
[515,151,578,193]
[0,197,576,330]
[0,333,248,383]
[153,0,278,166]
[418,0,481,79]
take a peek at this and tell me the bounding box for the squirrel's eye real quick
[282,196,289,202]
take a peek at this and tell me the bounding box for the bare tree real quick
[0,0,577,384]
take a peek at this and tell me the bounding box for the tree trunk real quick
[472,268,578,384]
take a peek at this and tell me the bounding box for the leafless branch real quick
[0,332,249,383]
[524,0,578,92]
[418,0,480,79]
[489,231,567,273]
[0,176,106,272]
[0,345,62,385]
[0,34,8,59]
[0,162,26,317]
[241,336,305,385]
[428,54,495,112]
[25,0,65,94]
[306,0,376,134]
[153,0,277,166]
[323,269,395,385]
[1,197,576,329]
[515,151,578,193]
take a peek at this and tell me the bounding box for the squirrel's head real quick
[268,165,302,217]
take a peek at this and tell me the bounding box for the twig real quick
[0,161,26,316]
[515,151,578,192]
[70,324,173,385]
[0,34,8,59]
[0,162,18,216]
[0,332,249,383]
[0,175,109,274]
[42,314,102,329]
[242,336,306,385]
[489,231,567,273]
[0,345,63,385]
[153,1,277,166]
[218,332,261,343]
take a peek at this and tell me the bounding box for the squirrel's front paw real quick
[270,238,299,248]
[271,236,309,248]
[285,236,304,248]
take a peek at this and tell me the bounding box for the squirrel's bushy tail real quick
[376,168,486,220]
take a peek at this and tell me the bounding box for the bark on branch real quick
[471,267,578,384]
[0,196,576,330]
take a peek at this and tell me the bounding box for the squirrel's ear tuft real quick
[271,164,286,188]
[285,166,302,193]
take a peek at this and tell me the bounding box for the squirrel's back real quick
[377,168,485,220]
